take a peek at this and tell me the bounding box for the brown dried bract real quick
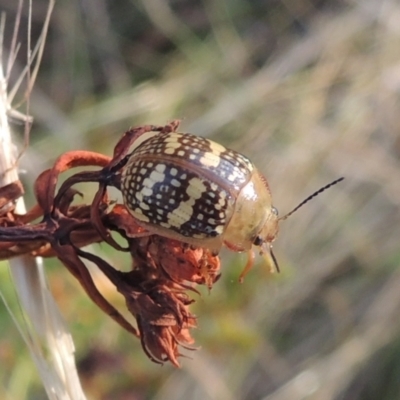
[0,121,221,366]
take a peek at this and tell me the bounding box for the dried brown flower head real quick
[0,122,221,366]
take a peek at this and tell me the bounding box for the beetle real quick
[120,120,343,279]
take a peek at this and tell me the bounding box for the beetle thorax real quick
[222,170,278,251]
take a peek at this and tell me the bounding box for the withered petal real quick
[35,151,111,214]
[0,180,24,210]
[0,125,224,367]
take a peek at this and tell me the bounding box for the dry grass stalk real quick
[0,2,86,399]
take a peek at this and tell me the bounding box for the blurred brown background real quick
[1,0,400,399]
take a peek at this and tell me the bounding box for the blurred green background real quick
[1,0,400,399]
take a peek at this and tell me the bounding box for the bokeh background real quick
[1,0,400,399]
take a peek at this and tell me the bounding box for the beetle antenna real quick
[279,177,344,221]
[270,247,280,273]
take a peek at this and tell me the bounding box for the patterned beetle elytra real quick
[120,121,344,278]
[121,124,279,262]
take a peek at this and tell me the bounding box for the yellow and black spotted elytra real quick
[121,121,343,275]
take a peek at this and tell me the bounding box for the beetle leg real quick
[238,249,255,283]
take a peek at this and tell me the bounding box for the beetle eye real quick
[253,236,263,246]
[271,206,278,216]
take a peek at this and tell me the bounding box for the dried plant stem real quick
[0,3,86,399]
